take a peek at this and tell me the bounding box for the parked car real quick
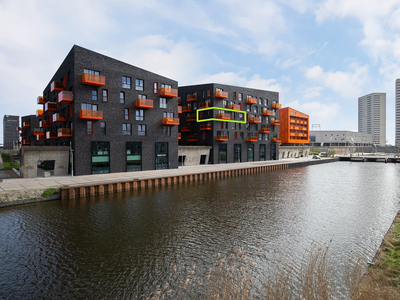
[312,155,321,159]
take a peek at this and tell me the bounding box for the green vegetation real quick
[310,150,321,155]
[41,188,58,198]
[1,153,19,171]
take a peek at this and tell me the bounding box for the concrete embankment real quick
[0,157,338,208]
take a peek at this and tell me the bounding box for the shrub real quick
[41,188,58,198]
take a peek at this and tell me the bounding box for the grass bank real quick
[0,153,19,171]
[0,186,67,208]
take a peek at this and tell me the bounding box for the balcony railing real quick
[218,113,230,120]
[178,133,181,140]
[216,91,228,99]
[263,110,274,116]
[216,135,228,141]
[136,98,153,109]
[199,102,211,109]
[44,102,57,112]
[260,126,270,133]
[52,113,66,122]
[79,110,103,120]
[246,97,257,104]
[33,128,45,135]
[181,126,191,132]
[36,135,46,141]
[272,138,281,143]
[58,128,72,137]
[200,124,212,130]
[187,135,197,141]
[182,105,192,112]
[187,94,197,102]
[58,91,73,104]
[247,136,257,142]
[250,117,261,123]
[36,110,45,117]
[160,87,178,98]
[162,117,179,125]
[82,73,106,86]
[272,103,281,109]
[271,120,280,126]
[50,81,64,93]
[229,104,240,110]
[22,122,30,128]
[39,120,50,128]
[186,114,196,122]
[46,131,58,139]
[178,106,182,114]
[37,96,47,104]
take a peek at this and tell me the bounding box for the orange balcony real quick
[17,127,22,131]
[246,97,257,104]
[272,138,281,143]
[178,97,181,105]
[50,81,64,93]
[20,133,25,137]
[36,135,46,141]
[216,91,228,99]
[79,110,103,120]
[58,128,72,137]
[33,129,45,135]
[186,114,196,122]
[250,117,261,123]
[272,103,281,109]
[82,73,106,86]
[162,117,179,125]
[39,120,50,128]
[36,110,45,117]
[22,122,30,128]
[200,124,212,130]
[216,135,228,141]
[58,91,73,104]
[260,126,270,133]
[46,131,58,139]
[37,96,47,104]
[178,106,182,114]
[271,120,280,126]
[199,102,211,108]
[160,87,178,98]
[187,94,197,102]
[230,104,240,110]
[44,102,57,112]
[182,105,192,112]
[247,136,257,142]
[52,113,66,122]
[18,141,22,145]
[22,140,31,145]
[263,110,274,116]
[218,113,230,120]
[187,135,197,142]
[178,133,181,140]
[136,98,153,109]
[181,126,191,132]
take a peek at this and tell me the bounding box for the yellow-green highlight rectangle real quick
[196,107,247,123]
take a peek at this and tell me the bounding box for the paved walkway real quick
[0,156,328,192]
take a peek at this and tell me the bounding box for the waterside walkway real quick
[0,157,337,200]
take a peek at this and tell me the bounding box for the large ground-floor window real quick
[247,144,254,162]
[219,144,227,164]
[234,144,241,163]
[126,142,141,172]
[91,141,110,174]
[155,142,168,170]
[260,144,266,161]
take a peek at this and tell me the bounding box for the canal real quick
[1,162,399,299]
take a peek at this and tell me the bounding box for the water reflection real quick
[0,162,399,299]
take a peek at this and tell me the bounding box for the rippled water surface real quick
[1,162,400,299]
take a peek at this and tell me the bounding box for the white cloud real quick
[304,63,370,98]
[281,59,301,69]
[303,86,324,99]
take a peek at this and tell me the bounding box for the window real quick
[264,99,267,106]
[163,126,171,136]
[259,98,262,105]
[235,132,238,140]
[124,108,130,120]
[202,132,206,139]
[219,144,227,164]
[100,122,106,135]
[264,134,269,141]
[81,103,98,111]
[163,112,173,118]
[254,106,258,113]
[160,97,167,108]
[136,109,144,121]
[260,144,266,161]
[222,100,227,108]
[234,92,237,100]
[138,124,146,136]
[84,69,99,75]
[122,76,131,89]
[207,88,210,97]
[120,92,125,104]
[155,142,168,170]
[153,82,158,93]
[136,79,144,91]
[91,141,110,174]
[102,89,108,102]
[258,133,263,140]
[126,142,142,172]
[87,121,93,135]
[238,93,243,101]
[240,132,244,140]
[92,90,98,101]
[138,94,147,99]
[247,105,250,112]
[122,123,132,135]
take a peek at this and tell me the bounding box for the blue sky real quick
[1,0,400,144]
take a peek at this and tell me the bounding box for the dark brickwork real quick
[178,83,280,163]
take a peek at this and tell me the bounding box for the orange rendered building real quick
[279,107,309,144]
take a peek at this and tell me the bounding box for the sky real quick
[1,0,400,144]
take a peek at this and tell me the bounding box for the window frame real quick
[102,89,108,102]
[122,76,131,89]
